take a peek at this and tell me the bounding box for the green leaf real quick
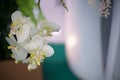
[16,0,37,25]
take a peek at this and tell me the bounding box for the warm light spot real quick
[66,35,77,48]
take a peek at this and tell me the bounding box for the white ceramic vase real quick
[65,0,103,80]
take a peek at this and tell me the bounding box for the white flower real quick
[37,20,60,37]
[24,35,54,57]
[5,36,28,61]
[24,35,45,50]
[99,0,111,18]
[9,11,33,43]
[88,0,96,7]
[22,35,54,70]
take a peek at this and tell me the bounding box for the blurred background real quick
[1,0,120,80]
[0,0,78,80]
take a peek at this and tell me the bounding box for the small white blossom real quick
[88,0,96,7]
[9,11,33,43]
[24,35,54,57]
[23,35,54,70]
[6,36,28,61]
[99,0,111,18]
[37,20,60,37]
[88,0,111,18]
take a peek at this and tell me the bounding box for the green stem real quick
[37,0,46,20]
[61,0,68,11]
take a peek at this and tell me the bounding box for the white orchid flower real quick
[24,35,54,57]
[37,20,60,37]
[9,11,32,43]
[23,35,54,70]
[24,35,45,50]
[24,44,54,70]
[5,36,28,61]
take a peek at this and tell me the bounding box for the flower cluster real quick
[88,0,111,18]
[99,0,111,18]
[6,11,60,71]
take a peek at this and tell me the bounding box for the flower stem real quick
[37,0,46,20]
[60,0,68,11]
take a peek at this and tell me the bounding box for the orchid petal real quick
[11,11,26,23]
[12,49,27,61]
[29,27,38,37]
[16,24,30,43]
[43,45,54,57]
[40,21,60,32]
[5,37,15,45]
[28,64,37,70]
[32,35,45,49]
[23,58,31,63]
[24,42,37,50]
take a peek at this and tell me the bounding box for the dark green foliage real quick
[0,0,18,60]
[16,0,37,25]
